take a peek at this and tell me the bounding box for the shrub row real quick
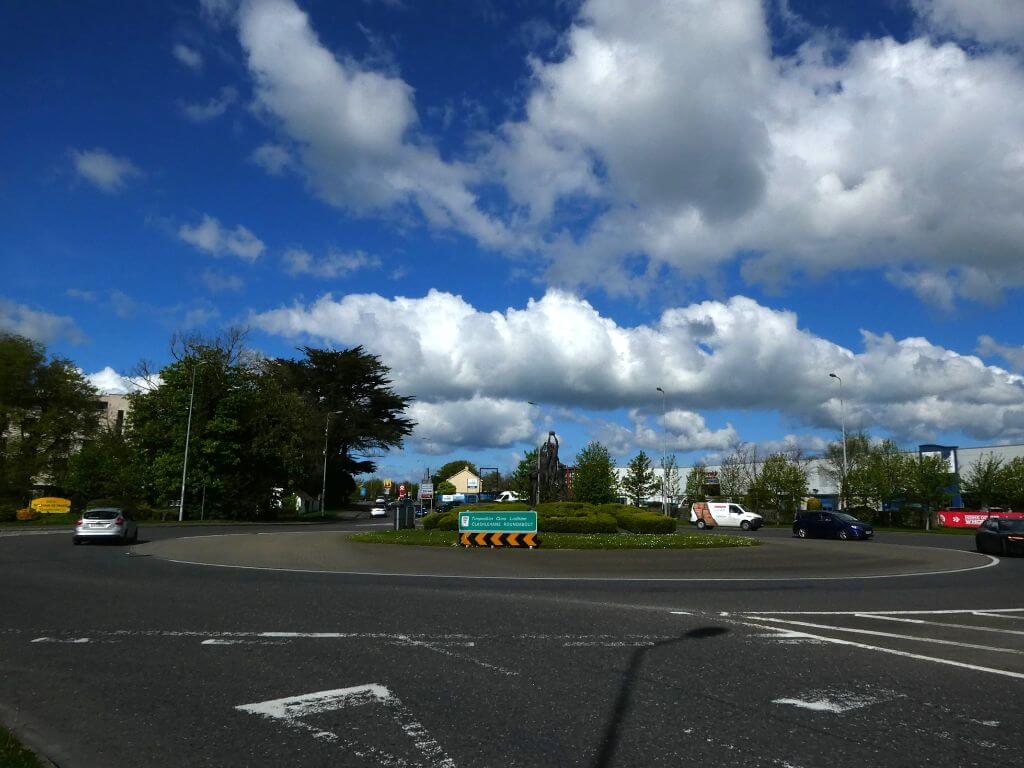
[595,504,676,534]
[539,513,617,533]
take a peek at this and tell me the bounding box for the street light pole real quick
[178,359,208,523]
[321,410,344,517]
[656,386,667,515]
[527,401,544,507]
[829,373,848,510]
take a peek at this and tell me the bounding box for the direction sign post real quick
[457,511,539,548]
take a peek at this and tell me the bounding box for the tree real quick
[1002,458,1024,511]
[66,426,147,506]
[758,453,809,523]
[508,449,537,502]
[436,481,456,495]
[684,461,708,503]
[0,333,101,506]
[620,450,658,507]
[717,450,746,500]
[909,453,953,529]
[960,452,1006,509]
[571,442,618,504]
[660,455,681,513]
[823,431,872,509]
[271,345,415,502]
[432,460,479,488]
[127,334,414,518]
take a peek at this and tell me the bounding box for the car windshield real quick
[84,510,119,520]
[833,513,859,523]
[994,518,1024,532]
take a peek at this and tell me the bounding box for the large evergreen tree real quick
[571,442,618,504]
[620,450,658,507]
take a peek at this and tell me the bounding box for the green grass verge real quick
[348,529,759,549]
[0,725,43,768]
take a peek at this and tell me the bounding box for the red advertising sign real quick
[399,484,407,498]
[935,510,1024,528]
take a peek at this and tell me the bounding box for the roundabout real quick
[137,530,998,581]
[2,521,1022,768]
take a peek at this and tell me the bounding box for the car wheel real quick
[696,520,707,530]
[740,521,751,531]
[838,529,849,540]
[795,527,807,538]
[72,538,81,545]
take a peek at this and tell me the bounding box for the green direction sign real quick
[458,511,537,533]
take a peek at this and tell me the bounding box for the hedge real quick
[539,513,618,533]
[537,502,598,517]
[422,511,459,531]
[595,504,675,534]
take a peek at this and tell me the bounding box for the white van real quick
[690,502,763,531]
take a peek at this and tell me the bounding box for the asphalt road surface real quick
[1,521,1022,768]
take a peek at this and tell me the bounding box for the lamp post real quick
[178,359,208,522]
[321,410,344,517]
[656,386,667,515]
[829,373,848,510]
[527,401,540,507]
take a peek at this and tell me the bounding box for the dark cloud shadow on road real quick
[592,626,731,768]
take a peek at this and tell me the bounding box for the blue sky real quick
[3,0,1024,480]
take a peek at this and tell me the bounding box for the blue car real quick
[793,511,873,540]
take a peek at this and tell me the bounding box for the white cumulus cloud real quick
[180,85,238,122]
[0,299,86,344]
[913,0,1024,46]
[234,0,514,249]
[173,43,204,70]
[70,148,141,193]
[408,397,536,454]
[283,248,381,278]
[251,289,1024,444]
[178,214,265,261]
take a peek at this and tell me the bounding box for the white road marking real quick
[749,617,1024,655]
[973,611,1024,621]
[562,641,656,647]
[669,610,693,615]
[772,694,880,714]
[31,637,90,644]
[237,684,456,768]
[748,607,1024,616]
[855,613,1024,636]
[735,619,1024,680]
[160,550,1001,582]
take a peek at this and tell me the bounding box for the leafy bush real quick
[0,507,16,522]
[804,497,823,511]
[595,503,675,534]
[457,502,532,511]
[537,502,596,517]
[539,513,617,533]
[422,511,459,531]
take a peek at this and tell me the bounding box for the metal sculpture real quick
[532,431,567,504]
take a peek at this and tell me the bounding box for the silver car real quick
[73,508,138,544]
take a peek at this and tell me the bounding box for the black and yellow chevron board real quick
[458,532,539,548]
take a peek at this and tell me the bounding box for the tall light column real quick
[656,386,667,515]
[829,372,848,509]
[321,410,344,517]
[178,359,208,522]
